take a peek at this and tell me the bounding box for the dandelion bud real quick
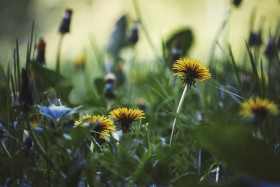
[128,21,139,45]
[265,37,277,59]
[232,0,242,7]
[19,69,34,111]
[59,9,73,34]
[35,38,46,65]
[248,32,262,47]
[116,63,126,85]
[105,73,116,100]
[171,40,181,66]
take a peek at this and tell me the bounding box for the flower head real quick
[240,98,278,123]
[37,104,81,122]
[109,107,145,133]
[75,115,116,140]
[172,58,211,88]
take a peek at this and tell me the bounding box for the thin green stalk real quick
[16,39,20,92]
[209,10,230,69]
[7,65,10,131]
[145,124,150,150]
[132,0,162,64]
[1,141,12,159]
[56,35,64,73]
[169,85,188,146]
[205,81,248,102]
[198,149,201,176]
[260,60,265,98]
[13,49,17,93]
[26,21,35,70]
[228,45,241,90]
[245,41,262,95]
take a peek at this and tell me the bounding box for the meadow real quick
[1,0,280,186]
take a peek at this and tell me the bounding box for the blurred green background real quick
[0,0,279,67]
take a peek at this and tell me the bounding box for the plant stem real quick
[132,0,162,64]
[169,85,188,146]
[1,141,12,159]
[198,149,201,175]
[56,34,64,73]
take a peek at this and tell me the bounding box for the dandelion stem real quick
[169,85,188,146]
[56,34,64,73]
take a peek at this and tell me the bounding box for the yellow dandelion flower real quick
[240,98,278,122]
[75,114,116,140]
[109,107,145,133]
[172,58,211,88]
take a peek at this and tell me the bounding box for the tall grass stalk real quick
[169,85,188,146]
[56,35,64,73]
[132,0,162,64]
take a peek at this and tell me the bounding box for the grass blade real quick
[245,41,262,95]
[228,44,241,90]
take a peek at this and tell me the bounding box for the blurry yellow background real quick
[0,0,279,66]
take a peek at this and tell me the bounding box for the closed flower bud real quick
[18,69,34,111]
[35,38,46,65]
[59,9,73,34]
[105,73,116,100]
